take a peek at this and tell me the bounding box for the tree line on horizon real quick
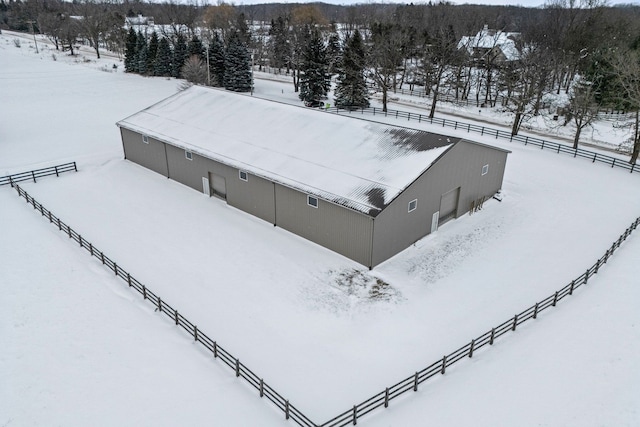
[2,0,639,163]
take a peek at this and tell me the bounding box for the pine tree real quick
[208,33,225,87]
[299,28,330,107]
[268,16,289,70]
[124,27,138,73]
[224,32,252,92]
[326,27,342,76]
[188,34,205,61]
[147,32,159,75]
[172,33,188,78]
[334,30,370,110]
[136,31,148,75]
[155,37,172,77]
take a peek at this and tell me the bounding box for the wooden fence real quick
[322,214,640,427]
[0,162,77,186]
[13,184,314,427]
[323,106,638,174]
[13,184,640,427]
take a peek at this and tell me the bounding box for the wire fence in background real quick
[0,162,77,186]
[323,106,638,174]
[13,184,639,427]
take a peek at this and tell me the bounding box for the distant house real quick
[124,14,155,36]
[116,87,509,268]
[458,25,521,64]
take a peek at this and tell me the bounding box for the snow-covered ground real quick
[2,31,639,426]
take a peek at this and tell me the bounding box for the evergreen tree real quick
[188,34,205,61]
[208,33,226,87]
[235,12,251,46]
[124,27,138,73]
[299,28,330,107]
[147,32,159,75]
[136,31,148,75]
[223,32,252,92]
[172,33,188,78]
[268,16,289,70]
[326,27,342,76]
[155,37,172,77]
[334,30,370,110]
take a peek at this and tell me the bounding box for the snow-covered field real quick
[2,31,640,426]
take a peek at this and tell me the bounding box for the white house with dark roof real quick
[117,86,509,267]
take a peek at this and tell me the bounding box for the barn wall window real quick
[408,199,417,213]
[185,150,193,161]
[239,170,248,181]
[307,195,318,208]
[482,164,489,175]
[142,135,149,144]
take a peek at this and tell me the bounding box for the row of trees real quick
[2,0,639,162]
[123,29,251,92]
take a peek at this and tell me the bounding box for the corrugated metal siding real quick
[371,140,508,266]
[121,128,168,177]
[275,184,373,266]
[227,171,276,224]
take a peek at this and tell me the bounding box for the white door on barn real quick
[202,177,210,196]
[431,211,439,233]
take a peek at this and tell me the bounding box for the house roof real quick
[458,26,520,61]
[117,86,461,216]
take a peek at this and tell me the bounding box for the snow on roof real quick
[117,86,459,216]
[458,26,520,61]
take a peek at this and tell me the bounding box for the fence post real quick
[353,405,357,425]
[512,314,518,331]
[595,259,601,273]
[469,339,475,358]
[414,372,419,391]
[89,243,93,256]
[384,387,389,408]
[67,226,71,238]
[533,302,539,319]
[585,269,589,284]
[259,379,264,397]
[569,280,575,295]
[127,273,131,287]
[48,211,52,223]
[552,291,558,307]
[157,297,162,312]
[175,309,179,325]
[55,166,59,177]
[441,355,447,374]
[593,153,597,163]
[541,141,545,150]
[285,400,290,420]
[100,252,104,264]
[235,358,240,377]
[214,341,218,358]
[73,162,78,172]
[113,262,117,276]
[612,158,616,168]
[194,325,198,342]
[525,136,529,145]
[57,218,61,231]
[79,235,83,247]
[32,171,36,183]
[143,285,147,300]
